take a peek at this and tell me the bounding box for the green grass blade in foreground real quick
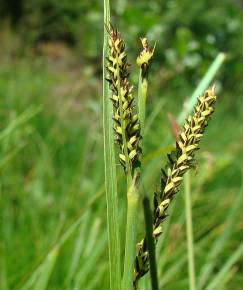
[103,1,121,290]
[184,172,196,290]
[205,242,243,290]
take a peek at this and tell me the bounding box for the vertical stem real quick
[185,171,196,290]
[103,1,121,290]
[138,69,148,136]
[143,196,159,290]
[122,176,139,290]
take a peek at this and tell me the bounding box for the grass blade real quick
[72,231,107,290]
[33,247,59,290]
[65,212,90,286]
[0,106,41,142]
[197,172,243,290]
[205,242,243,290]
[19,190,103,290]
[103,1,121,290]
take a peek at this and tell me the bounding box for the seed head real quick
[133,86,217,288]
[106,26,141,172]
[136,38,155,77]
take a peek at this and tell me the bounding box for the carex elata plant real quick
[104,19,218,290]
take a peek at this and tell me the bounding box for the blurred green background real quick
[0,1,243,290]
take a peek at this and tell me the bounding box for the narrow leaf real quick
[103,1,121,290]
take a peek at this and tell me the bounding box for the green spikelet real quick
[136,38,155,136]
[133,86,217,289]
[106,26,141,173]
[136,37,155,78]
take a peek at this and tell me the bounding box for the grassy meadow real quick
[0,1,243,290]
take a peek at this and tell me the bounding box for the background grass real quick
[0,1,243,290]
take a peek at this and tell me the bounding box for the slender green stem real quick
[184,171,196,290]
[138,69,148,136]
[103,1,121,290]
[143,196,158,290]
[122,177,139,290]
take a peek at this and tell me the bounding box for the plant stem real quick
[184,171,196,290]
[122,174,139,290]
[143,196,158,290]
[138,69,148,136]
[103,1,121,290]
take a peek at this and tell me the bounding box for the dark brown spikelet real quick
[133,86,217,289]
[106,26,141,172]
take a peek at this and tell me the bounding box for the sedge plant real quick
[103,2,219,290]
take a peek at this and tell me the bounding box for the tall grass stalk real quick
[103,1,121,290]
[137,68,147,136]
[143,196,158,290]
[122,179,139,290]
[184,172,196,290]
